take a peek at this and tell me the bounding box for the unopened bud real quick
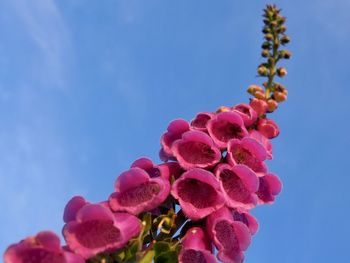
[273,91,287,102]
[277,67,287,77]
[281,35,290,45]
[279,50,291,59]
[254,91,266,100]
[261,50,269,57]
[261,42,271,49]
[247,84,264,95]
[267,99,278,112]
[216,106,231,113]
[262,27,270,34]
[278,25,287,33]
[258,66,268,76]
[250,98,268,116]
[265,33,273,41]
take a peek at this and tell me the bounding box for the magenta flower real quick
[4,231,84,263]
[171,168,225,221]
[160,119,190,161]
[207,111,248,149]
[249,98,267,117]
[227,137,268,175]
[171,131,221,170]
[232,209,259,235]
[257,118,280,139]
[190,112,213,132]
[64,196,89,224]
[256,173,282,204]
[63,204,141,259]
[215,164,259,210]
[249,130,273,160]
[178,227,216,263]
[109,167,170,215]
[206,207,251,263]
[232,103,258,127]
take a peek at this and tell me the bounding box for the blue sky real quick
[1,0,350,262]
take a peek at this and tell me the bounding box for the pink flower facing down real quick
[4,231,84,263]
[256,173,282,204]
[232,209,259,235]
[160,119,190,161]
[232,103,258,127]
[227,137,268,175]
[207,111,248,149]
[257,118,280,139]
[179,227,216,263]
[206,207,251,263]
[190,112,214,132]
[109,167,170,215]
[249,130,273,160]
[215,164,259,210]
[171,131,221,170]
[249,98,267,117]
[172,168,225,221]
[63,203,141,259]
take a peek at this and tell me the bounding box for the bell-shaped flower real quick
[171,131,221,170]
[232,103,258,127]
[160,119,190,161]
[64,196,89,224]
[215,164,259,210]
[232,209,259,235]
[4,231,84,263]
[63,204,141,259]
[190,112,214,132]
[227,138,268,175]
[179,227,216,263]
[207,111,248,149]
[171,168,225,221]
[109,167,170,215]
[206,207,251,263]
[249,130,273,160]
[257,118,280,139]
[256,173,282,204]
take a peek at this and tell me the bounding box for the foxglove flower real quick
[256,173,282,204]
[257,118,280,139]
[179,227,216,263]
[249,130,273,160]
[232,209,259,235]
[207,111,248,149]
[172,168,225,221]
[63,204,141,259]
[249,98,267,116]
[63,196,89,224]
[171,131,221,170]
[206,207,251,263]
[190,112,213,132]
[4,231,84,263]
[232,103,258,127]
[109,167,170,215]
[227,137,267,175]
[160,119,190,161]
[215,164,259,210]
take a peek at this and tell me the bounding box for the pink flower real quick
[207,111,248,149]
[179,227,216,263]
[206,207,251,263]
[160,119,190,161]
[249,98,267,116]
[171,168,225,221]
[190,112,213,132]
[4,231,84,263]
[227,138,268,175]
[256,173,282,204]
[249,130,273,160]
[232,209,259,235]
[257,118,280,139]
[63,196,88,224]
[232,103,258,127]
[215,164,259,210]
[171,131,221,170]
[109,167,170,215]
[63,203,141,259]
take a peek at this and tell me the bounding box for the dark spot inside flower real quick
[177,179,218,208]
[215,220,239,251]
[20,248,65,263]
[145,167,161,178]
[212,121,245,142]
[178,142,216,165]
[233,147,265,172]
[75,220,121,249]
[191,114,211,129]
[181,249,207,263]
[118,182,161,206]
[235,105,250,116]
[256,177,273,202]
[220,169,251,203]
[232,211,249,226]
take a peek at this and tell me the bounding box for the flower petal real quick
[63,196,88,223]
[233,103,258,127]
[257,173,282,204]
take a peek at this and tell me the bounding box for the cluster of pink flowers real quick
[4,100,282,263]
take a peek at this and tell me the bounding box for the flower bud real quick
[216,106,231,113]
[261,42,271,49]
[247,84,263,95]
[261,50,269,57]
[254,91,266,100]
[265,33,273,41]
[267,99,278,112]
[258,65,268,76]
[273,91,287,102]
[278,50,291,59]
[278,25,287,33]
[250,98,268,116]
[262,27,270,34]
[277,67,287,77]
[281,35,290,44]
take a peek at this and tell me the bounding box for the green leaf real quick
[154,241,180,263]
